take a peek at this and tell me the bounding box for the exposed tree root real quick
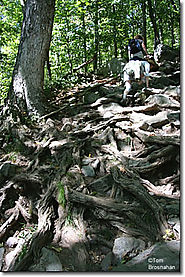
[0,70,180,271]
[0,206,19,241]
[8,184,57,271]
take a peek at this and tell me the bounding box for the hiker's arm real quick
[128,50,131,60]
[128,47,131,60]
[142,42,149,56]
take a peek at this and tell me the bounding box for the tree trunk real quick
[147,0,160,48]
[81,12,87,74]
[93,0,99,72]
[8,0,55,118]
[168,3,175,48]
[112,4,118,58]
[64,5,73,75]
[141,0,147,48]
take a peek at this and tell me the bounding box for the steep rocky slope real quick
[0,45,180,271]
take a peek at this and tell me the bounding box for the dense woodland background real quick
[0,0,181,272]
[0,0,180,105]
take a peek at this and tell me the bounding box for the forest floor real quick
[0,57,180,271]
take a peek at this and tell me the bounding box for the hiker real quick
[121,35,151,102]
[128,34,149,61]
[121,60,147,101]
[129,34,150,87]
[121,57,158,102]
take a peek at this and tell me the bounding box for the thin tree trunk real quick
[170,12,175,48]
[147,0,160,48]
[141,0,147,47]
[82,12,87,74]
[168,3,175,48]
[113,4,118,58]
[93,0,99,72]
[158,17,164,44]
[65,8,73,74]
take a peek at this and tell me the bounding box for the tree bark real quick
[81,11,87,74]
[112,4,118,58]
[147,0,160,48]
[64,5,73,75]
[93,0,99,72]
[110,166,168,236]
[141,0,147,47]
[8,0,55,118]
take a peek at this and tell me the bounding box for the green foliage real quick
[56,181,73,225]
[46,0,180,89]
[65,209,73,226]
[17,244,28,262]
[57,182,66,207]
[163,229,176,240]
[17,224,38,263]
[0,0,180,103]
[0,0,23,104]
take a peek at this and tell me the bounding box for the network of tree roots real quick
[0,67,180,271]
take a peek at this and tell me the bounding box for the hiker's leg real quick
[142,61,150,88]
[122,81,131,100]
[145,76,149,88]
[122,71,131,101]
[139,74,144,85]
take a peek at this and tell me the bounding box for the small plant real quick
[121,258,127,264]
[16,224,38,264]
[57,182,66,207]
[125,135,131,146]
[121,253,131,264]
[65,212,73,226]
[9,152,17,163]
[163,229,175,240]
[90,191,97,196]
[17,245,28,263]
[66,171,74,178]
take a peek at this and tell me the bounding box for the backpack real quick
[128,39,142,54]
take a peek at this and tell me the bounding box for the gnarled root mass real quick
[0,72,180,271]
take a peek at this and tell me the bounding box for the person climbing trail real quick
[121,35,151,103]
[128,34,149,61]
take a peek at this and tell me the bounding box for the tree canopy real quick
[0,0,180,106]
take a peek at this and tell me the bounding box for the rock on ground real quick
[112,240,180,272]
